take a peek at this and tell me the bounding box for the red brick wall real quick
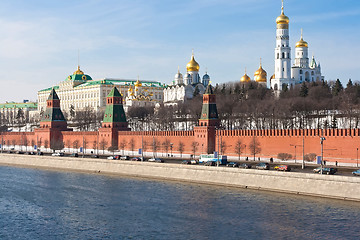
[2,128,360,164]
[216,129,360,164]
[118,131,196,155]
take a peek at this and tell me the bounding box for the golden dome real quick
[276,1,289,25]
[254,60,267,83]
[276,13,289,25]
[240,74,251,83]
[240,68,251,82]
[73,65,84,75]
[134,79,142,87]
[295,30,308,48]
[186,53,200,72]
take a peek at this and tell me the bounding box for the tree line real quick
[127,79,360,131]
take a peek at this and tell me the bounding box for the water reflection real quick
[0,166,359,240]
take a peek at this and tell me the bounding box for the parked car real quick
[131,157,142,161]
[52,152,64,156]
[120,156,130,160]
[239,163,252,169]
[25,152,36,155]
[16,151,24,154]
[190,159,199,165]
[6,151,13,154]
[37,151,43,155]
[204,161,216,166]
[182,160,191,164]
[352,169,360,176]
[274,165,291,172]
[313,167,337,175]
[69,153,79,157]
[148,158,164,163]
[255,163,270,170]
[107,156,116,160]
[226,162,239,167]
[90,155,99,158]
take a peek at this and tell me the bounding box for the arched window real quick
[282,52,285,58]
[277,53,279,59]
[300,70,303,74]
[311,71,314,76]
[274,84,278,91]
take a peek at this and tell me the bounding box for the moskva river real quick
[0,166,359,240]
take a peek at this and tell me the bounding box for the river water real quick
[0,166,359,240]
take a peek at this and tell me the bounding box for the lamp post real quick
[170,143,173,158]
[294,145,297,164]
[302,136,305,170]
[320,137,326,175]
[357,147,359,168]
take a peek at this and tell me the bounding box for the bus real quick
[199,154,227,165]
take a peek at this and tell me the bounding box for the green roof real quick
[48,88,60,100]
[107,87,121,97]
[0,102,37,109]
[39,86,59,93]
[38,78,165,93]
[66,74,92,81]
[78,79,165,88]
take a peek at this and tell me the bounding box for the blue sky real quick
[0,0,359,102]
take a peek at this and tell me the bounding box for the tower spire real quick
[260,57,262,67]
[301,28,303,40]
[281,0,284,14]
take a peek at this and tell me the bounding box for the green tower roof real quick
[107,87,122,97]
[205,84,214,94]
[48,88,60,100]
[102,87,127,123]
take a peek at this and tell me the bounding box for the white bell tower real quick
[271,0,294,93]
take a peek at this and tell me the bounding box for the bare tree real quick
[129,138,135,156]
[151,138,160,157]
[73,140,79,152]
[65,140,71,152]
[92,140,97,154]
[44,139,49,151]
[119,139,127,155]
[234,139,243,161]
[31,139,35,151]
[162,139,171,157]
[249,137,261,161]
[99,139,108,154]
[178,141,185,158]
[220,141,227,155]
[83,138,88,154]
[191,141,198,159]
[142,140,148,156]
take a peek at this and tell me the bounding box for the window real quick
[300,70,303,74]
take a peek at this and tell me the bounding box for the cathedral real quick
[163,52,210,106]
[240,1,324,92]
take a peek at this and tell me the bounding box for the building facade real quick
[163,52,210,106]
[0,101,38,122]
[37,66,165,114]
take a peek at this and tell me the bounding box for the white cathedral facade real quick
[163,52,210,106]
[270,1,323,92]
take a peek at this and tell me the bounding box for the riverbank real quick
[1,154,360,202]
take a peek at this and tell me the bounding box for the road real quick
[3,150,359,177]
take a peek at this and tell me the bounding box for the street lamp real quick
[320,137,326,174]
[170,143,173,157]
[294,145,297,164]
[357,147,359,168]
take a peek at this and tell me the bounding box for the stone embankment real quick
[1,154,360,202]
